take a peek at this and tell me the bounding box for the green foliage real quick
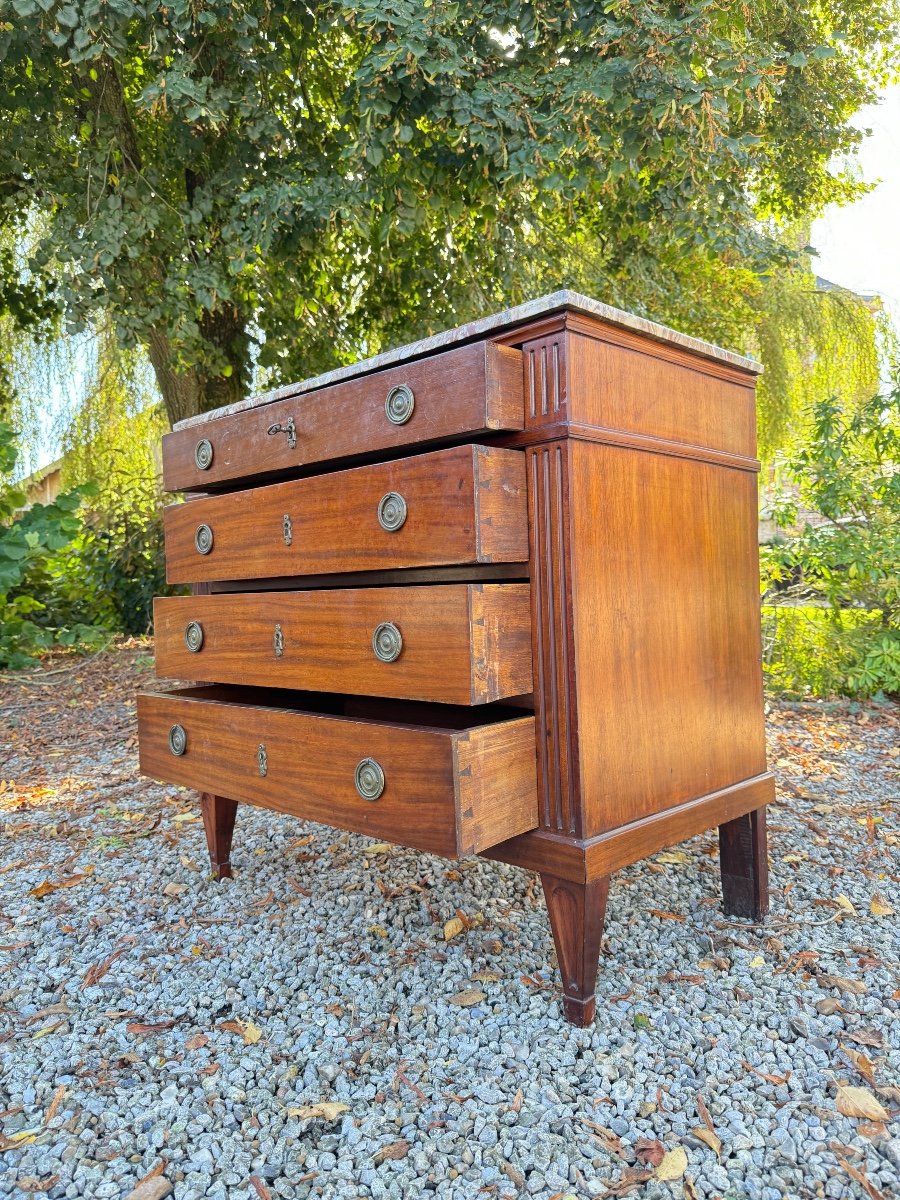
[0,1,896,421]
[761,386,900,697]
[761,606,889,697]
[0,421,109,667]
[59,326,171,635]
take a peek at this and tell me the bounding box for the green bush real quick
[761,386,900,698]
[761,606,891,698]
[0,421,110,667]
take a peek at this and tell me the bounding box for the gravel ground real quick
[1,645,898,1200]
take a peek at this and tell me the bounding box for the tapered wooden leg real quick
[541,873,610,1027]
[719,805,769,919]
[200,793,238,880]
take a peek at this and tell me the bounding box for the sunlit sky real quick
[811,83,900,335]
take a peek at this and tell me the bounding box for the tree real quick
[0,1,897,424]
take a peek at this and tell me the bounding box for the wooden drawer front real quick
[162,342,524,491]
[164,444,528,584]
[137,688,538,857]
[154,584,532,705]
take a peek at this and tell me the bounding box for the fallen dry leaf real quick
[841,1044,877,1085]
[373,1139,410,1164]
[835,894,857,915]
[162,882,186,897]
[471,968,502,983]
[123,1179,173,1200]
[634,1138,665,1168]
[648,909,686,922]
[816,998,844,1015]
[249,1176,272,1200]
[844,1028,884,1049]
[443,916,465,941]
[448,988,486,1007]
[29,866,95,899]
[241,1021,262,1045]
[819,974,867,995]
[691,1127,721,1157]
[285,1102,349,1122]
[835,1086,889,1121]
[656,1146,688,1182]
[185,1033,209,1050]
[655,850,690,865]
[126,1019,178,1035]
[599,1167,653,1197]
[13,1178,58,1194]
[870,893,894,917]
[582,1119,626,1160]
[43,1085,65,1126]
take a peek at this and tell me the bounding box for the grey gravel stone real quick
[0,651,898,1200]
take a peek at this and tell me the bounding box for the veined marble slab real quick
[174,289,762,430]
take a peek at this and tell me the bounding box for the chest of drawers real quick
[137,291,774,1026]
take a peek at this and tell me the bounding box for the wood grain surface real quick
[153,583,533,705]
[164,444,528,584]
[138,687,538,857]
[162,341,524,491]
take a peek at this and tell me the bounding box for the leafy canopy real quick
[0,1,897,421]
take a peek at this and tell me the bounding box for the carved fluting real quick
[525,336,565,423]
[528,443,579,835]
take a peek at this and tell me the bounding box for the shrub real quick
[0,421,110,667]
[761,386,900,698]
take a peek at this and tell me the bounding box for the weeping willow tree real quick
[753,267,887,462]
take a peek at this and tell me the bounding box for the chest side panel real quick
[569,437,768,837]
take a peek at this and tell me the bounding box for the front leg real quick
[719,806,769,919]
[200,793,238,880]
[541,873,610,1027]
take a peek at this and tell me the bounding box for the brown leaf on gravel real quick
[500,1161,525,1188]
[648,909,686,922]
[126,1019,178,1035]
[655,1147,688,1181]
[448,988,485,1007]
[835,1152,887,1200]
[742,1060,790,1086]
[634,1138,665,1167]
[582,1119,626,1160]
[29,867,94,898]
[844,1028,884,1049]
[841,1044,878,1084]
[599,1167,654,1197]
[870,893,894,917]
[185,1033,209,1050]
[13,1178,58,1194]
[43,1085,65,1126]
[819,973,867,995]
[816,998,844,1015]
[835,1086,889,1121]
[691,1127,722,1157]
[249,1177,272,1200]
[123,1178,174,1200]
[373,1139,410,1164]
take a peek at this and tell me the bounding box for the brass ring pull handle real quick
[184,621,204,653]
[195,524,214,555]
[372,622,402,663]
[355,757,385,800]
[194,438,214,470]
[377,492,407,532]
[267,416,297,450]
[385,384,415,425]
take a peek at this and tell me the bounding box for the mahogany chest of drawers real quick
[138,291,774,1026]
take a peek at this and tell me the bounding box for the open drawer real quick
[137,686,538,858]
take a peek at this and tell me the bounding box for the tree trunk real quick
[147,307,248,427]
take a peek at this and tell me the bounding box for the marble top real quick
[175,290,762,430]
